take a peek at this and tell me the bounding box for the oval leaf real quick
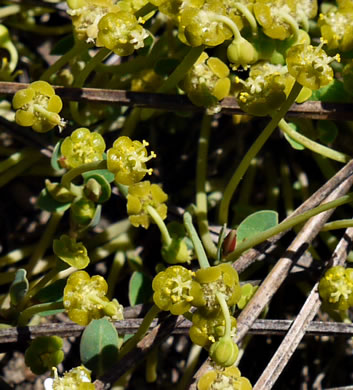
[128,271,152,306]
[10,269,29,306]
[236,210,278,244]
[37,188,71,213]
[80,318,119,377]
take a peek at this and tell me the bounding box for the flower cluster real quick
[60,128,106,169]
[12,81,65,133]
[63,271,124,326]
[181,52,230,114]
[107,136,156,186]
[198,366,252,390]
[319,266,353,311]
[67,0,148,54]
[44,366,94,390]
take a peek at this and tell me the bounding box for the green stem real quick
[211,14,241,41]
[0,152,42,188]
[0,4,21,18]
[183,211,210,269]
[118,304,161,359]
[40,40,89,82]
[281,160,294,216]
[321,219,353,231]
[218,81,303,225]
[278,11,300,42]
[107,251,126,300]
[175,344,202,390]
[147,205,172,246]
[216,292,231,337]
[0,149,36,174]
[2,40,18,73]
[134,3,157,19]
[225,191,353,262]
[145,346,158,383]
[157,45,204,94]
[70,47,111,125]
[0,245,34,269]
[18,301,64,327]
[196,115,217,259]
[6,21,72,35]
[279,119,350,163]
[26,212,64,277]
[120,107,141,138]
[233,3,258,35]
[20,264,67,311]
[61,160,107,189]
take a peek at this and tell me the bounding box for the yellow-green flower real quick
[63,271,123,326]
[107,136,156,186]
[12,81,65,133]
[127,181,167,229]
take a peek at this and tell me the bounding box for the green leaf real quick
[82,169,115,183]
[37,188,71,213]
[34,279,66,303]
[310,80,351,103]
[128,271,152,306]
[80,318,119,377]
[10,269,29,306]
[51,139,64,172]
[236,210,278,244]
[317,120,338,144]
[50,34,74,55]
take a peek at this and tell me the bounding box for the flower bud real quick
[227,37,258,69]
[209,336,239,367]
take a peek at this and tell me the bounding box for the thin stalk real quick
[279,119,350,163]
[118,304,161,359]
[61,160,107,188]
[0,4,21,18]
[196,115,217,259]
[147,205,172,246]
[321,219,353,231]
[0,153,41,187]
[218,81,303,225]
[216,292,231,336]
[0,245,34,269]
[26,211,64,277]
[183,211,210,269]
[18,301,64,327]
[70,47,111,125]
[41,40,89,82]
[226,191,353,262]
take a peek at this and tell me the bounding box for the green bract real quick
[319,266,353,311]
[181,52,230,114]
[97,11,148,56]
[53,234,90,269]
[25,336,64,375]
[286,42,340,90]
[197,366,253,390]
[12,81,65,133]
[152,265,204,315]
[61,128,106,169]
[107,136,156,186]
[63,271,124,326]
[195,263,241,314]
[127,181,168,229]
